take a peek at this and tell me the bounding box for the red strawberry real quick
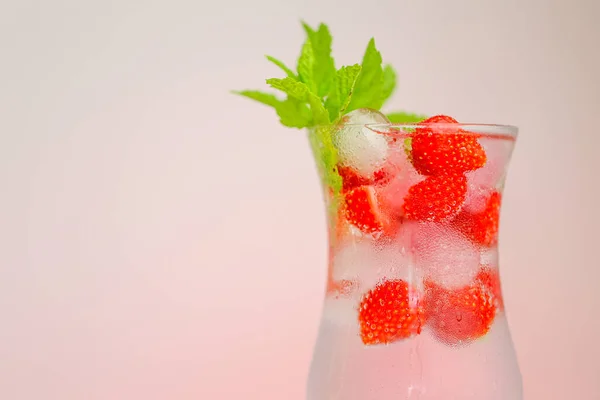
[343,186,390,235]
[411,115,487,175]
[453,191,502,246]
[424,275,498,345]
[403,173,467,222]
[358,279,426,345]
[338,165,391,192]
[338,165,372,192]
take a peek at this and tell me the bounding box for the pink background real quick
[1,1,599,399]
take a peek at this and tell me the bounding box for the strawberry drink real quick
[236,22,522,400]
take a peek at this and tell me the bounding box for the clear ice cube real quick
[332,108,390,178]
[408,222,480,288]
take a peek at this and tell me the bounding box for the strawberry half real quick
[453,191,502,246]
[411,115,487,176]
[424,274,498,345]
[403,173,467,222]
[358,279,426,345]
[343,185,390,235]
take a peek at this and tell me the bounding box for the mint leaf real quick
[381,65,396,105]
[297,40,317,93]
[267,77,329,125]
[266,56,298,79]
[266,77,310,100]
[325,64,362,121]
[347,38,384,111]
[301,22,336,98]
[386,111,428,123]
[307,95,330,125]
[233,90,282,109]
[233,90,311,128]
[277,99,312,128]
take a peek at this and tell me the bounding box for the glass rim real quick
[363,123,519,139]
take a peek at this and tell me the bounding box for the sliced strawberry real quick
[411,115,487,175]
[343,185,390,235]
[424,275,497,345]
[453,190,502,246]
[402,173,467,222]
[358,279,426,345]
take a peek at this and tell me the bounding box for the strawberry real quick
[424,274,498,345]
[402,173,467,222]
[338,165,391,192]
[338,165,372,192]
[453,191,502,246]
[411,115,487,175]
[358,279,426,345]
[343,185,390,235]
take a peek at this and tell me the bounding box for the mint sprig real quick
[234,22,425,128]
[233,21,428,197]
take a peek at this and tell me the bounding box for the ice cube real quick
[332,108,390,178]
[375,142,425,218]
[409,222,480,288]
[463,183,494,214]
[331,239,420,297]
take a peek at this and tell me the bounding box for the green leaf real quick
[266,77,310,101]
[266,56,298,79]
[276,98,312,128]
[307,95,330,125]
[381,65,396,105]
[325,64,362,121]
[297,40,317,93]
[347,38,384,111]
[386,111,429,123]
[233,90,311,128]
[232,90,282,109]
[301,22,336,97]
[267,77,329,125]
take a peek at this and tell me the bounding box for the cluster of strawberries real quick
[335,115,505,346]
